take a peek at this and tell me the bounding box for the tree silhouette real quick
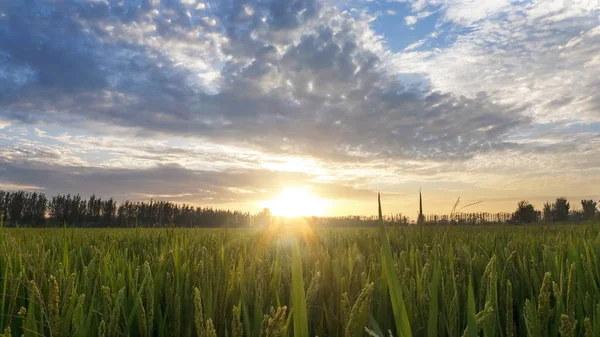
[256,208,272,227]
[512,200,538,223]
[542,202,553,222]
[581,199,598,221]
[553,197,570,222]
[0,189,593,228]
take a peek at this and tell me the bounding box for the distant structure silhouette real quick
[418,189,425,225]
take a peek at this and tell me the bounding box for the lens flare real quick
[264,188,328,217]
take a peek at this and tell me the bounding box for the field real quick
[2,220,600,337]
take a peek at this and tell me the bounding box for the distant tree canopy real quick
[543,202,553,222]
[539,198,577,223]
[582,199,598,221]
[553,197,570,222]
[512,201,539,223]
[0,190,47,227]
[255,208,272,227]
[0,189,257,228]
[0,189,598,227]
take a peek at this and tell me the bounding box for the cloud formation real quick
[392,0,600,123]
[0,0,598,214]
[0,0,529,161]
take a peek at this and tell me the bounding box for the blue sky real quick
[0,0,599,216]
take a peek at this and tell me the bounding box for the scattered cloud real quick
[0,0,598,214]
[405,15,418,25]
[404,10,432,25]
[391,0,600,124]
[403,39,426,51]
[0,0,528,162]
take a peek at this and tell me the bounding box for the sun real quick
[265,188,328,217]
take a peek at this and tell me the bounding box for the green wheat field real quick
[2,213,600,337]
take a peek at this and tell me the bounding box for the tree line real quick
[0,189,598,227]
[0,189,271,228]
[315,198,598,226]
[416,198,598,225]
[511,197,599,224]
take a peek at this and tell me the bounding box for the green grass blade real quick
[378,193,412,337]
[594,302,600,337]
[25,287,39,337]
[0,215,3,247]
[292,240,308,337]
[126,277,146,334]
[427,256,441,337]
[467,277,477,337]
[0,261,8,332]
[63,221,70,276]
[369,313,385,337]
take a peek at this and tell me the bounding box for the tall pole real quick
[418,189,424,225]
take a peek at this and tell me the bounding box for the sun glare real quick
[265,188,328,217]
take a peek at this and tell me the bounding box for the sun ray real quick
[264,188,328,218]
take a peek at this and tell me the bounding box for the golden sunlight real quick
[264,188,329,217]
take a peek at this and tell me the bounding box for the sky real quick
[0,0,599,217]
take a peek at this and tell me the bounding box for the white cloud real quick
[390,0,600,123]
[244,5,255,16]
[405,15,417,25]
[442,0,510,25]
[2,0,599,214]
[202,16,217,26]
[404,10,433,25]
[0,182,44,191]
[403,0,510,25]
[403,38,426,51]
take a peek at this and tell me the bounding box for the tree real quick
[581,199,598,221]
[7,191,25,226]
[255,208,272,227]
[102,198,116,226]
[87,194,102,224]
[48,194,68,225]
[543,202,553,222]
[512,200,538,223]
[27,192,47,227]
[553,197,570,222]
[0,190,7,222]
